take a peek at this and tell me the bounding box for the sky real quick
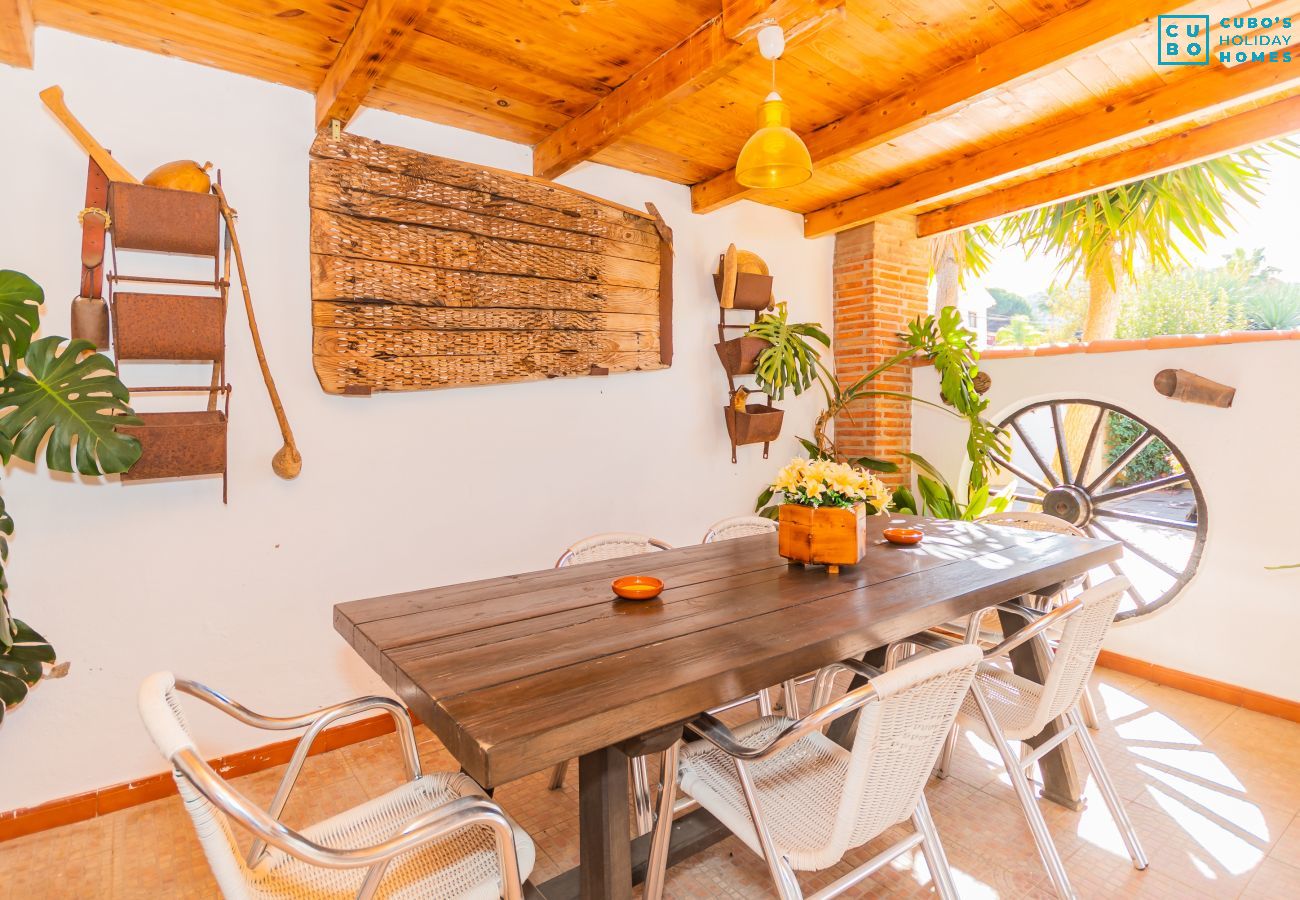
[971,139,1300,299]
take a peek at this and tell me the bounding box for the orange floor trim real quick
[0,712,400,843]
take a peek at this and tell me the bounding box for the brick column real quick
[832,216,930,487]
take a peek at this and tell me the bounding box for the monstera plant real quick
[0,270,140,723]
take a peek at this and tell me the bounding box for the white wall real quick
[0,31,833,811]
[912,342,1300,700]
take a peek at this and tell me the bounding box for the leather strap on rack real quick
[79,158,109,296]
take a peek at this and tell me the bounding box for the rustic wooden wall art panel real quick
[309,132,672,395]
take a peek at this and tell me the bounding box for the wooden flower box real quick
[714,336,767,376]
[778,503,867,574]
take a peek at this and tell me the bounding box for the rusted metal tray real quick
[112,292,225,361]
[118,410,227,481]
[108,183,220,257]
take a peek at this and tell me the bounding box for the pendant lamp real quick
[735,25,813,189]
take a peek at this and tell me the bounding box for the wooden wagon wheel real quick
[991,399,1207,622]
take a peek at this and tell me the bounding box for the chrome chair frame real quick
[888,596,1147,900]
[164,680,525,900]
[645,657,961,900]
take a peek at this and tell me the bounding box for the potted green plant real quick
[754,308,1010,518]
[0,270,140,722]
[745,302,830,399]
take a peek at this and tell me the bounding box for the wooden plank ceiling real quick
[16,0,1300,237]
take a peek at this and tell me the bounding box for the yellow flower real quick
[825,465,859,498]
[771,458,808,494]
[800,477,826,499]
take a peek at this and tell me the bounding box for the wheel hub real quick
[1041,484,1092,527]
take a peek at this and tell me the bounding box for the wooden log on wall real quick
[1153,369,1236,408]
[309,132,670,394]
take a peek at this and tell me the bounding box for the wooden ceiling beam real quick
[916,93,1300,237]
[0,0,35,68]
[691,0,1212,214]
[803,57,1300,238]
[315,0,429,132]
[531,0,843,181]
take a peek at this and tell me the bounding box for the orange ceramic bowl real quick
[612,575,664,600]
[883,527,924,546]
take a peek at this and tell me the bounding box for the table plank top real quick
[335,515,1120,786]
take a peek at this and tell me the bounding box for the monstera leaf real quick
[0,619,55,722]
[0,270,44,377]
[0,336,142,475]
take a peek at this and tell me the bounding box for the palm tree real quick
[930,225,996,311]
[1000,148,1286,475]
[1001,149,1282,340]
[994,314,1046,346]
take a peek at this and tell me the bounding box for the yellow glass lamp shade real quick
[735,92,813,190]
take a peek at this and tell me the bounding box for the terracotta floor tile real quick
[1239,856,1300,899]
[1268,814,1300,868]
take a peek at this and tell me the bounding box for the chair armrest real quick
[982,597,1081,660]
[249,699,423,865]
[175,750,518,877]
[686,666,882,761]
[174,681,422,867]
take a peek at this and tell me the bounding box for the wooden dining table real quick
[334,514,1121,900]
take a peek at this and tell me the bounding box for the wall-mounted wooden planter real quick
[714,336,767,377]
[724,402,783,463]
[713,272,774,311]
[118,410,227,482]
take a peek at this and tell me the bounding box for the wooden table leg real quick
[997,606,1086,810]
[578,745,633,900]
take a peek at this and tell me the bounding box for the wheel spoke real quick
[1111,559,1147,609]
[1093,473,1190,505]
[1073,406,1107,487]
[1094,507,1198,533]
[1012,494,1043,506]
[990,454,1052,495]
[1011,417,1061,487]
[1085,527,1148,611]
[1050,403,1073,485]
[1089,520,1182,578]
[1085,429,1153,495]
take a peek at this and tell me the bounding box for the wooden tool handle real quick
[39,86,139,184]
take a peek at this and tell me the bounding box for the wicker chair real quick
[138,672,534,900]
[547,533,673,835]
[701,515,777,543]
[976,510,1101,734]
[643,645,981,900]
[891,577,1147,899]
[554,532,672,566]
